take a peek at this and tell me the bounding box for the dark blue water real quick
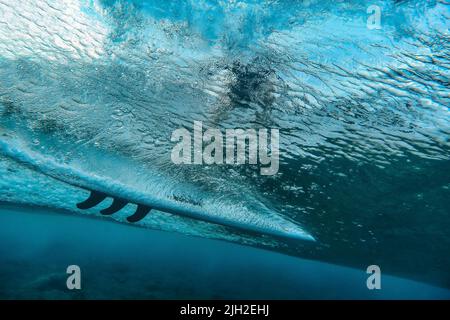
[1,205,449,299]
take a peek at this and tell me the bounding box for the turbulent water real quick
[0,0,449,295]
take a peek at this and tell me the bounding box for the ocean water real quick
[1,205,450,299]
[0,0,449,299]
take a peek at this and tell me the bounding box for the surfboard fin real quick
[127,205,152,223]
[76,190,151,223]
[100,198,127,215]
[76,191,107,210]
